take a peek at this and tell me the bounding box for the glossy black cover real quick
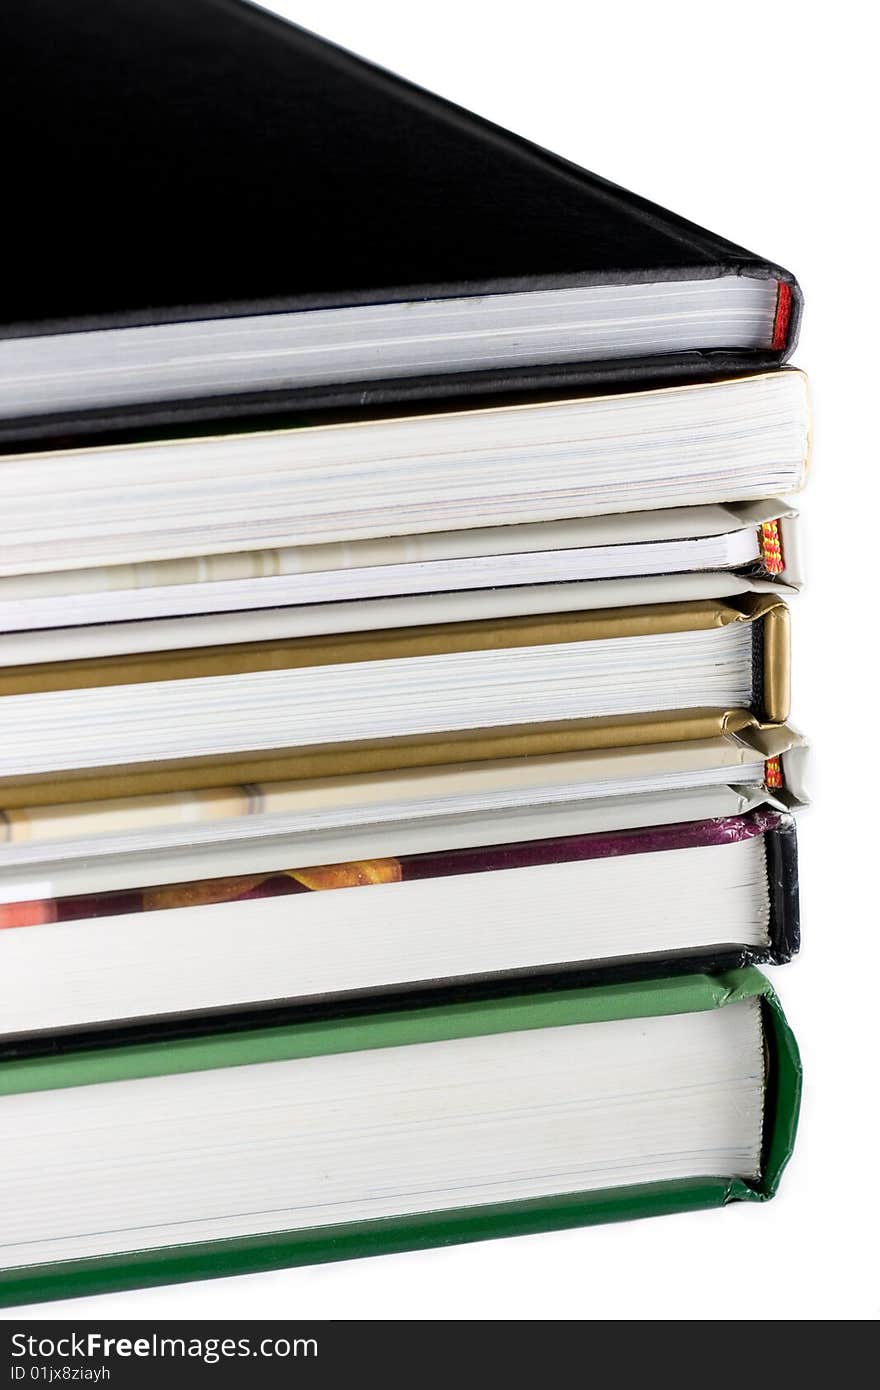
[0,0,800,441]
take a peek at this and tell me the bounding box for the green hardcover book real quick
[0,968,800,1307]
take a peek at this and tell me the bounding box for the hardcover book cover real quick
[0,968,801,1307]
[0,1,800,443]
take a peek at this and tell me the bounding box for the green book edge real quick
[0,967,801,1307]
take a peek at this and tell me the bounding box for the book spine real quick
[751,604,790,724]
[763,817,800,964]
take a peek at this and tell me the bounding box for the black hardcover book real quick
[0,0,800,443]
[0,810,798,1059]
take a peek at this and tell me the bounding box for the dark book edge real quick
[751,615,767,720]
[764,818,800,962]
[0,350,794,451]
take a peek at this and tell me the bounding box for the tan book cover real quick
[0,597,789,809]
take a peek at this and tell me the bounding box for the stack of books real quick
[0,2,807,1306]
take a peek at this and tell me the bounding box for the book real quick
[0,968,801,1307]
[0,723,807,876]
[0,598,790,804]
[0,0,808,1313]
[0,809,798,1043]
[0,2,800,442]
[0,503,801,666]
[0,374,809,580]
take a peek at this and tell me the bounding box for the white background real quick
[13,0,879,1320]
